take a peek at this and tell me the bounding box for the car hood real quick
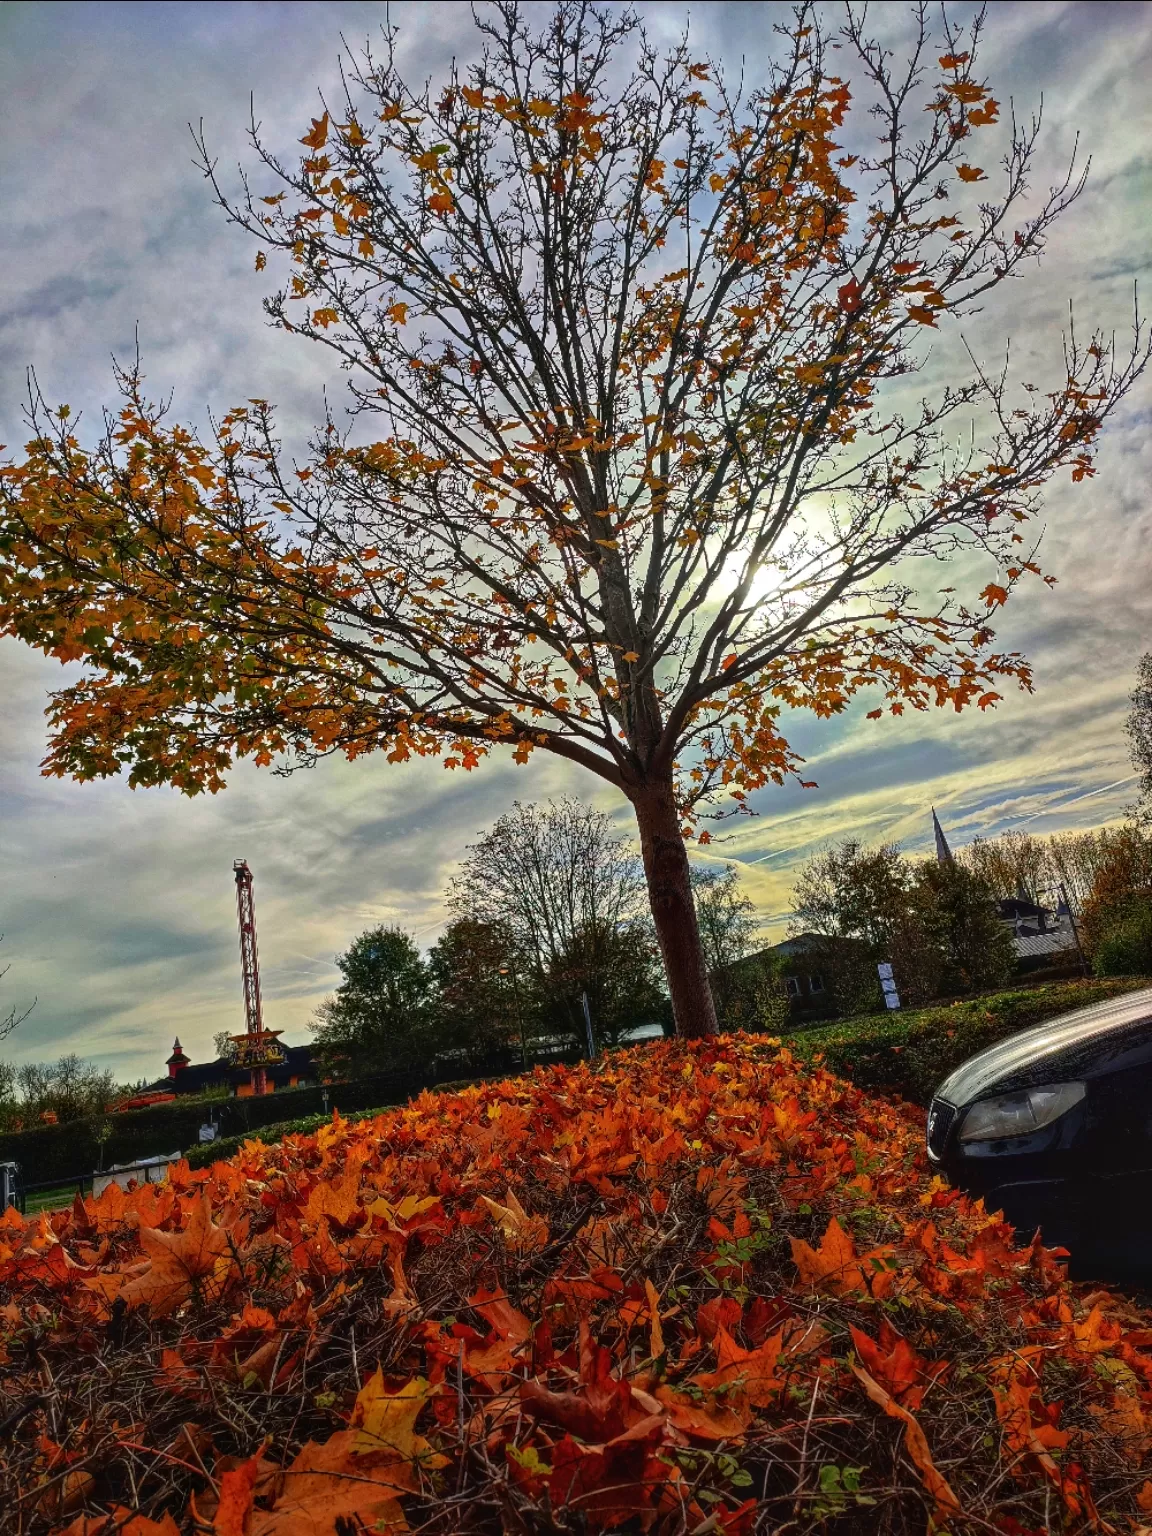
[935,987,1152,1106]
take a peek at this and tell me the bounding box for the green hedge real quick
[782,976,1149,1104]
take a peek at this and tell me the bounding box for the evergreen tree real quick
[310,926,434,1076]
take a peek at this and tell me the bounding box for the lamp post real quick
[498,963,528,1071]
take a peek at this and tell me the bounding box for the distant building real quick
[931,811,1082,974]
[766,932,834,1008]
[996,895,1081,972]
[145,1038,319,1098]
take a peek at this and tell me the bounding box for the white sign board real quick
[878,961,901,1010]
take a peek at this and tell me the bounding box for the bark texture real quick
[631,780,718,1038]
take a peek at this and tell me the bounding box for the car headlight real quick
[959,1082,1085,1143]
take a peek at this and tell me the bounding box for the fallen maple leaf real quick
[479,1189,548,1253]
[852,1363,960,1515]
[850,1322,945,1411]
[352,1370,442,1464]
[120,1194,239,1318]
[250,1372,442,1535]
[790,1217,866,1295]
[213,1455,258,1536]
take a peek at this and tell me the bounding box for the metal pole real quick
[581,991,596,1059]
[1060,881,1089,977]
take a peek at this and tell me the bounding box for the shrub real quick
[1093,905,1152,977]
[783,976,1146,1103]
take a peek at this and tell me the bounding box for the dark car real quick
[927,986,1152,1280]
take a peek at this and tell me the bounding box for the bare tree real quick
[1,3,1146,1034]
[0,935,34,1045]
[692,866,758,975]
[449,799,647,976]
[961,826,1122,910]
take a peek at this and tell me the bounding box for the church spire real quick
[932,807,954,865]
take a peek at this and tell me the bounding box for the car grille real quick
[926,1099,957,1160]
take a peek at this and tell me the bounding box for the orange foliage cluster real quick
[3,1037,1152,1533]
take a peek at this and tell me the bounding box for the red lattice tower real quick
[230,860,284,1095]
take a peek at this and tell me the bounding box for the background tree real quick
[449,799,646,977]
[449,797,659,1049]
[0,1060,15,1126]
[913,858,1014,994]
[541,921,665,1051]
[961,825,1120,911]
[0,935,34,1046]
[0,1054,120,1133]
[790,838,1011,1010]
[310,924,434,1076]
[790,840,918,1009]
[1128,653,1152,828]
[426,916,522,1061]
[212,1030,239,1063]
[1079,826,1152,977]
[961,829,1051,906]
[693,867,758,975]
[1,3,1146,1036]
[691,866,767,1026]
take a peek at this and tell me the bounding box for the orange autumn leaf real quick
[790,1216,866,1295]
[298,114,329,150]
[849,1322,946,1411]
[9,1008,1152,1530]
[213,1456,259,1536]
[302,1170,361,1227]
[119,1194,238,1317]
[700,1324,784,1407]
[249,1372,441,1535]
[852,1363,960,1515]
[478,1189,548,1253]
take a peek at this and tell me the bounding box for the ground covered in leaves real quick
[4,1035,1152,1535]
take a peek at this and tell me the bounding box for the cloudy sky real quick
[1,0,1150,1083]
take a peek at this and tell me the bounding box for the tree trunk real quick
[629,778,718,1038]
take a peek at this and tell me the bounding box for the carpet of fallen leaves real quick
[4,1035,1152,1536]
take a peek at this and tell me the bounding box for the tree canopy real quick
[449,798,646,970]
[310,925,434,1074]
[790,838,1012,1007]
[1,2,1146,1035]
